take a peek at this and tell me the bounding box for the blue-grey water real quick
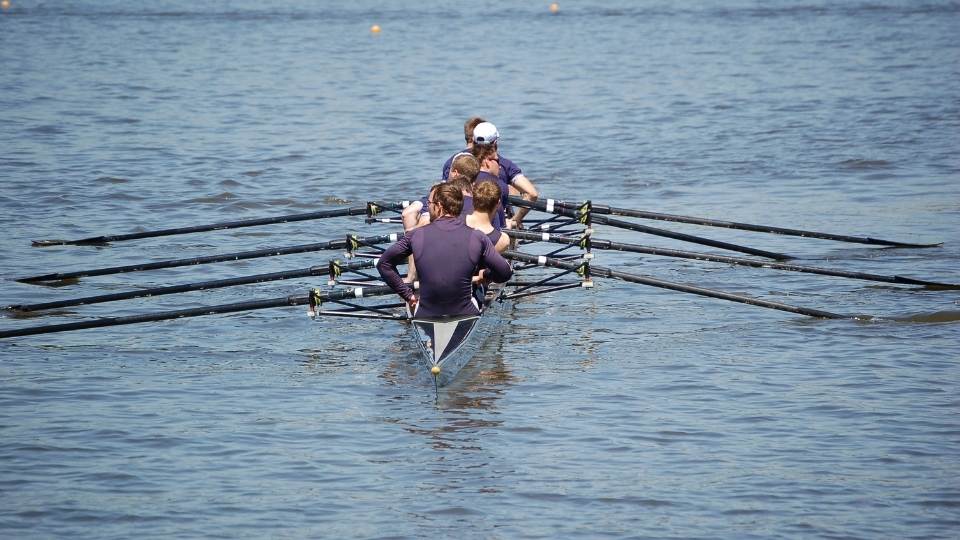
[2,1,959,538]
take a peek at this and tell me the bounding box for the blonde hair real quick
[449,153,479,182]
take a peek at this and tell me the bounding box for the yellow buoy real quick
[370,24,381,34]
[1,0,11,11]
[431,365,441,375]
[549,2,559,14]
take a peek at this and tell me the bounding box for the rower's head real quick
[472,122,499,147]
[428,182,464,220]
[471,139,500,177]
[449,153,479,186]
[463,116,487,145]
[471,179,502,215]
[448,174,474,197]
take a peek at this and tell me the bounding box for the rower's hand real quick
[406,296,418,313]
[505,218,521,230]
[482,155,500,176]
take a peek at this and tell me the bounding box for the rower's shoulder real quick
[497,154,520,170]
[466,225,495,246]
[444,148,471,164]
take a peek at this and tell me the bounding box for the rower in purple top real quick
[401,153,481,283]
[400,116,538,231]
[442,161,508,252]
[377,182,513,318]
[466,179,510,253]
[446,117,538,228]
[471,138,509,230]
[402,152,479,232]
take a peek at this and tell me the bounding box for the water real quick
[2,1,959,538]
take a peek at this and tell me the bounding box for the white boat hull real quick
[409,285,507,387]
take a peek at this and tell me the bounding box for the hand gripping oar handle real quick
[504,229,960,290]
[512,196,942,248]
[503,250,850,319]
[31,204,381,247]
[510,197,793,260]
[0,285,397,339]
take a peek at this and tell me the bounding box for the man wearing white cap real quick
[442,118,539,228]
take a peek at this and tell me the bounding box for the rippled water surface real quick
[1,1,959,538]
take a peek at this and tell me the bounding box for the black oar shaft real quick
[32,205,371,247]
[594,214,794,261]
[0,285,396,339]
[503,250,848,319]
[512,196,941,248]
[17,233,399,283]
[7,260,377,312]
[601,206,942,248]
[510,198,792,260]
[505,230,959,289]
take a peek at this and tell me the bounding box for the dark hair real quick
[432,182,464,216]
[463,116,486,144]
[471,142,497,161]
[448,175,474,197]
[471,180,501,214]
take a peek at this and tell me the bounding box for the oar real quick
[31,204,379,247]
[504,230,960,290]
[5,260,377,313]
[0,285,398,339]
[512,196,942,248]
[511,198,793,260]
[16,233,401,284]
[503,250,850,319]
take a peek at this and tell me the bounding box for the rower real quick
[377,182,512,318]
[400,154,480,284]
[465,179,510,253]
[443,118,539,228]
[472,140,509,230]
[401,152,479,232]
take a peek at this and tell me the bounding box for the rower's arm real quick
[478,236,513,284]
[376,236,416,302]
[510,174,539,225]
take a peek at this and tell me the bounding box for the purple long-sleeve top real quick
[376,217,513,318]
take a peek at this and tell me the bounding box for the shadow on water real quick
[851,310,960,325]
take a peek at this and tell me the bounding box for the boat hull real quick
[409,285,507,387]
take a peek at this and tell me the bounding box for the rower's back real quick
[377,182,513,319]
[407,218,506,318]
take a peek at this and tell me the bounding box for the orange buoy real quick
[370,24,381,34]
[549,2,559,14]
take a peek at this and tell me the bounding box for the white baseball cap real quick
[472,122,499,145]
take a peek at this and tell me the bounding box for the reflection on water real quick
[895,310,960,324]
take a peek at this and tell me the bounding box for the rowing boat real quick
[314,203,598,392]
[8,194,930,395]
[410,281,510,388]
